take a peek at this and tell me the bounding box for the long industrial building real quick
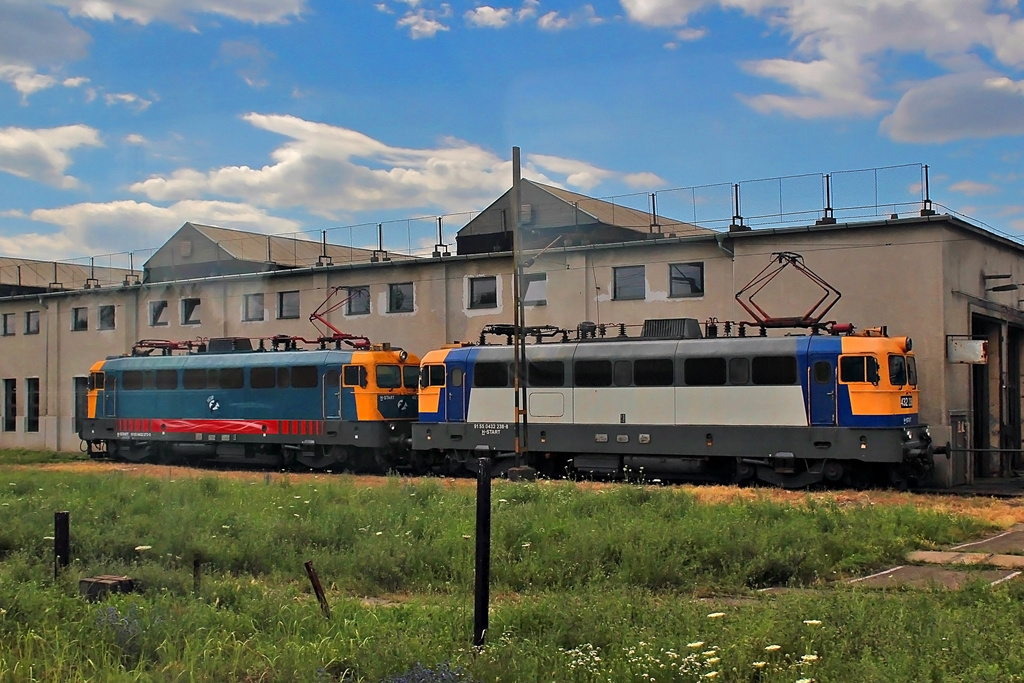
[1,177,1021,487]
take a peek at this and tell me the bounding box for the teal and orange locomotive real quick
[80,335,419,471]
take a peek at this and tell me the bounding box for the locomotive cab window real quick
[751,356,797,385]
[403,365,419,389]
[343,365,367,388]
[420,364,445,388]
[376,364,402,389]
[474,362,508,388]
[907,356,918,386]
[89,372,104,391]
[888,354,907,387]
[839,355,881,383]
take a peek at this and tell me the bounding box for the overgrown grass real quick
[0,464,1012,681]
[0,448,84,465]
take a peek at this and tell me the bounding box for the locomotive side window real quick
[220,368,244,389]
[614,360,632,386]
[277,367,291,388]
[728,358,749,385]
[684,357,726,386]
[183,369,206,389]
[839,355,881,383]
[451,368,464,387]
[528,360,564,387]
[156,370,178,390]
[751,356,797,385]
[105,374,116,390]
[574,360,612,387]
[343,365,366,387]
[907,356,918,386]
[888,355,907,387]
[292,366,318,388]
[377,365,402,388]
[634,358,673,386]
[420,364,445,388]
[474,362,508,388]
[122,371,143,390]
[403,365,419,389]
[143,371,156,390]
[89,372,104,391]
[250,367,275,389]
[840,356,865,382]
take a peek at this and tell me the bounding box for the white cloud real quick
[124,134,147,145]
[104,92,153,112]
[619,0,1024,135]
[517,0,539,21]
[881,71,1024,143]
[949,180,999,196]
[537,4,602,31]
[128,114,655,218]
[62,76,89,87]
[52,0,307,26]
[15,199,301,259]
[397,8,450,38]
[0,65,57,97]
[465,6,513,28]
[0,125,102,189]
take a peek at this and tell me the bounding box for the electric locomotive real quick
[412,319,937,488]
[80,335,420,471]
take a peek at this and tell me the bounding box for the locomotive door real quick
[809,356,836,426]
[323,368,340,419]
[104,376,117,417]
[445,361,468,422]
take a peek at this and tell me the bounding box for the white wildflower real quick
[707,612,725,619]
[765,644,782,652]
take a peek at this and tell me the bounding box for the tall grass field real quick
[0,450,1020,682]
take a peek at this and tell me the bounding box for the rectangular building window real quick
[469,276,497,309]
[613,265,645,300]
[181,298,201,325]
[26,377,39,433]
[669,262,704,297]
[388,282,414,313]
[2,379,15,432]
[278,290,300,319]
[346,286,370,315]
[25,310,39,335]
[98,305,115,330]
[1,313,14,336]
[523,273,547,306]
[243,293,265,322]
[150,300,168,327]
[71,307,88,331]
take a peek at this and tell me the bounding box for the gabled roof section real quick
[143,222,415,283]
[456,180,711,255]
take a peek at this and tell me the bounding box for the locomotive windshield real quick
[376,364,401,388]
[888,355,907,387]
[907,356,918,386]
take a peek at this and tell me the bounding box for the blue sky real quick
[0,0,1023,265]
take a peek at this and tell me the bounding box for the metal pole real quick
[472,457,492,647]
[511,147,528,466]
[54,511,69,578]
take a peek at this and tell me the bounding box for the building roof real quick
[0,257,136,294]
[143,222,417,283]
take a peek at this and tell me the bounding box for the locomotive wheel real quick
[117,441,156,464]
[823,460,845,483]
[296,445,348,470]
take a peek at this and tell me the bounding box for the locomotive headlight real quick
[389,422,396,432]
[903,429,913,442]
